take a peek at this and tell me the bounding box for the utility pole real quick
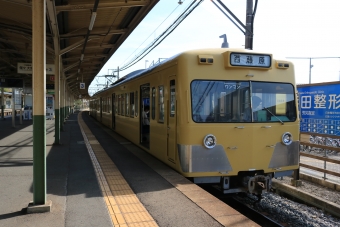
[287,57,340,84]
[211,0,257,50]
[245,0,254,49]
[309,58,313,84]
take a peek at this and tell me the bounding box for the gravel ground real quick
[273,177,340,205]
[238,191,340,227]
[236,176,340,227]
[237,143,340,226]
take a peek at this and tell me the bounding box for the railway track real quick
[199,185,284,226]
[199,182,340,227]
[223,195,284,227]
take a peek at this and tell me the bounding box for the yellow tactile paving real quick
[77,114,159,227]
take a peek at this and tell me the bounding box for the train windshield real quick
[191,80,297,123]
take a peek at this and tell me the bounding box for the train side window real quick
[106,97,108,112]
[121,94,125,115]
[152,87,156,120]
[170,80,176,117]
[108,96,111,113]
[135,91,138,117]
[104,97,107,112]
[107,97,109,112]
[117,95,120,115]
[103,97,106,112]
[119,94,122,115]
[130,92,134,117]
[126,93,129,116]
[158,86,164,122]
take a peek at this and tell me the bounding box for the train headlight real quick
[203,134,217,149]
[282,132,293,145]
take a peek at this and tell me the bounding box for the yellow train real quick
[89,48,300,195]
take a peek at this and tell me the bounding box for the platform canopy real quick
[0,0,158,98]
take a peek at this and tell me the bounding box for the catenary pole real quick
[245,0,254,49]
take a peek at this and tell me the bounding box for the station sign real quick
[298,82,340,136]
[0,78,23,88]
[17,63,55,75]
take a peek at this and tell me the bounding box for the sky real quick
[89,0,340,95]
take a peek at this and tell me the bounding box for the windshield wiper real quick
[263,107,284,125]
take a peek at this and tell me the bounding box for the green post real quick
[1,105,3,119]
[54,55,60,144]
[32,0,46,205]
[33,116,46,202]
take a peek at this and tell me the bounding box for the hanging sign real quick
[17,63,55,75]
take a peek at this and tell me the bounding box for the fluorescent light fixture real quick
[78,69,80,73]
[80,54,84,61]
[89,12,97,31]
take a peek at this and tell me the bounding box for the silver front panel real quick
[178,144,232,173]
[268,141,299,168]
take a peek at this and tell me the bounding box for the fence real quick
[300,133,340,180]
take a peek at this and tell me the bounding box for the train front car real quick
[176,49,299,196]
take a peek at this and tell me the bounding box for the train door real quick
[112,93,115,130]
[167,77,176,163]
[140,83,150,148]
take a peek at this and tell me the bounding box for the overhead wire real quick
[113,0,203,73]
[120,1,185,66]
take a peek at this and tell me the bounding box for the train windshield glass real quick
[191,80,297,123]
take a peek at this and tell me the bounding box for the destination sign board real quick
[298,82,340,136]
[230,52,271,68]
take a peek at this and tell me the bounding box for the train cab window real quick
[130,92,134,117]
[152,87,156,120]
[191,80,297,123]
[158,86,164,123]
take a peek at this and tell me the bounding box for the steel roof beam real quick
[62,54,108,61]
[59,38,98,55]
[60,28,127,39]
[70,43,115,50]
[0,37,31,46]
[0,56,17,68]
[63,61,79,73]
[56,1,149,12]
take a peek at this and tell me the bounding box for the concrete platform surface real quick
[0,113,112,227]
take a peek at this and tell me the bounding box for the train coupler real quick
[247,175,272,195]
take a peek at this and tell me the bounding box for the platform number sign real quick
[80,82,85,89]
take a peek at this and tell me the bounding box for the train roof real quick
[91,53,180,97]
[91,48,287,97]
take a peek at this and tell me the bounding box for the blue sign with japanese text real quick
[298,83,340,135]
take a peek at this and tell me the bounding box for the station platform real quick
[0,111,258,227]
